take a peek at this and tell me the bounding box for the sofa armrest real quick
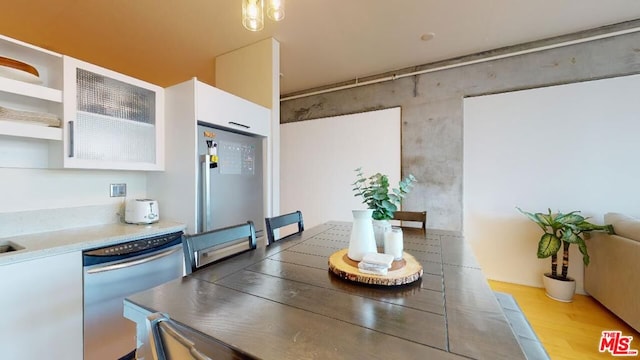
[584,232,640,331]
[604,213,640,242]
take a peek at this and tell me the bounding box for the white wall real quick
[281,108,401,228]
[215,38,275,109]
[0,168,146,212]
[463,74,640,293]
[0,168,146,236]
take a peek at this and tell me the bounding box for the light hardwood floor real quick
[489,280,640,360]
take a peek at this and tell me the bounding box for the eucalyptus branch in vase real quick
[352,167,416,220]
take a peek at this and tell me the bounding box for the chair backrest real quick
[392,211,427,230]
[182,221,257,275]
[147,313,212,360]
[265,211,304,245]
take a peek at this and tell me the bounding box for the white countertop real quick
[0,220,186,266]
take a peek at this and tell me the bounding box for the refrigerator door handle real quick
[201,154,212,232]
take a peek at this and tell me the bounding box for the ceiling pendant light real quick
[242,0,264,32]
[242,0,284,31]
[267,0,285,22]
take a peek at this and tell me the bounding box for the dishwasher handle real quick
[86,246,182,274]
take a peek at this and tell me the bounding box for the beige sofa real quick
[584,213,640,331]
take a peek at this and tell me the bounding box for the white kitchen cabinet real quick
[0,33,165,170]
[196,80,270,136]
[0,34,64,168]
[62,56,165,170]
[0,251,83,359]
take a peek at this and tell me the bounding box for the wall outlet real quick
[110,183,127,197]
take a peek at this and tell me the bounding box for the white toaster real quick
[125,199,160,224]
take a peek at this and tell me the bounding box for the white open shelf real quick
[0,120,62,141]
[0,77,63,103]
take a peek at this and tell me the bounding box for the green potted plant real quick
[352,168,416,246]
[517,207,614,302]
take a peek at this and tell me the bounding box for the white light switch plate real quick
[110,183,127,197]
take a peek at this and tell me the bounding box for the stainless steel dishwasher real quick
[83,231,184,360]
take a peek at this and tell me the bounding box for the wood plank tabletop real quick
[125,222,526,360]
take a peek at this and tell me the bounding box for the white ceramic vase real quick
[372,219,392,248]
[348,209,377,261]
[542,273,576,302]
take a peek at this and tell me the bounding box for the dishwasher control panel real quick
[83,231,183,257]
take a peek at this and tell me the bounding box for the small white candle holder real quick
[383,227,404,261]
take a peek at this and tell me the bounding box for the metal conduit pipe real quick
[280,26,640,102]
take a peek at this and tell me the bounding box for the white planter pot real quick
[542,273,576,302]
[347,210,377,261]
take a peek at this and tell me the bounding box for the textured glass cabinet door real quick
[74,68,156,162]
[63,57,164,170]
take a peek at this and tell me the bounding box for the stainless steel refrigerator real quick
[197,123,264,236]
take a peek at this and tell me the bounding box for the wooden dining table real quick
[124,221,527,359]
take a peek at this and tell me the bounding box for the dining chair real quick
[182,221,257,275]
[147,312,212,360]
[146,312,259,360]
[265,210,304,245]
[392,210,427,230]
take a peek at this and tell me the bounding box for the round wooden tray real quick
[0,56,41,84]
[328,249,423,286]
[0,56,39,77]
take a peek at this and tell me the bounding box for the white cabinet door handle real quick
[228,121,250,129]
